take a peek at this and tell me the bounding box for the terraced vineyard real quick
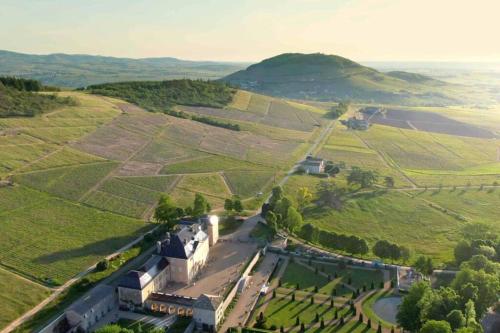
[0,88,325,323]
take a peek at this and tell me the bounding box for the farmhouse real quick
[300,155,325,174]
[117,215,223,331]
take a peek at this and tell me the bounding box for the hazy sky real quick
[1,0,499,62]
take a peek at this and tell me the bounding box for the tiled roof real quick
[159,225,207,259]
[194,294,222,311]
[118,255,168,290]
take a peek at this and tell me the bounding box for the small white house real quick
[300,156,325,174]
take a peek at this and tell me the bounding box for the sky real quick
[1,0,500,62]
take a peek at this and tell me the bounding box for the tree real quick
[275,196,293,223]
[420,320,452,333]
[296,187,313,212]
[96,259,109,271]
[266,211,278,236]
[284,206,303,233]
[224,198,233,212]
[193,193,210,217]
[316,181,346,210]
[154,195,180,229]
[452,267,499,317]
[233,197,244,213]
[420,287,460,323]
[347,167,378,188]
[397,281,431,332]
[446,310,466,331]
[400,246,411,263]
[454,240,473,264]
[269,186,283,210]
[373,240,392,260]
[414,255,434,276]
[301,223,319,243]
[384,176,395,188]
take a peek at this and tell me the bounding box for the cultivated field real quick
[0,89,326,331]
[0,185,149,282]
[0,268,50,330]
[288,104,500,264]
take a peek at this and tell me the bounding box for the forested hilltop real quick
[0,77,75,118]
[87,79,240,130]
[223,53,486,106]
[86,79,235,110]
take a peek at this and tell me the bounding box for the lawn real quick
[280,262,343,296]
[309,262,385,290]
[0,268,50,330]
[361,290,399,328]
[300,190,464,264]
[261,297,350,328]
[0,185,150,283]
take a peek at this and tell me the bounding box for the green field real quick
[0,185,149,283]
[0,268,50,330]
[285,104,500,264]
[14,162,119,201]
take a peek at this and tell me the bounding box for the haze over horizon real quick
[2,0,500,63]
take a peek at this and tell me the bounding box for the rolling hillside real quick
[0,50,247,88]
[223,53,484,106]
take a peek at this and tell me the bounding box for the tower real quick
[207,215,219,246]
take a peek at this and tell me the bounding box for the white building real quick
[65,285,116,332]
[300,155,325,174]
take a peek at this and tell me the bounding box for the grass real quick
[0,185,150,283]
[117,175,180,192]
[13,161,119,201]
[160,155,265,174]
[176,173,232,198]
[117,319,157,332]
[261,297,350,328]
[361,290,398,328]
[0,268,50,330]
[280,262,344,296]
[301,190,463,264]
[224,170,276,198]
[20,147,106,172]
[13,235,158,333]
[310,262,385,291]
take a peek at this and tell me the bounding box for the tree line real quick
[0,78,76,118]
[86,79,242,131]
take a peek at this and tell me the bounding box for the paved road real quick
[220,253,280,332]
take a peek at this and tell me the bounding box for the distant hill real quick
[0,79,75,117]
[0,50,248,88]
[222,53,481,106]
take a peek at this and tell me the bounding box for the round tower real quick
[207,215,219,246]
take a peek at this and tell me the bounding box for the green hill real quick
[222,53,480,106]
[0,78,75,118]
[0,49,247,88]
